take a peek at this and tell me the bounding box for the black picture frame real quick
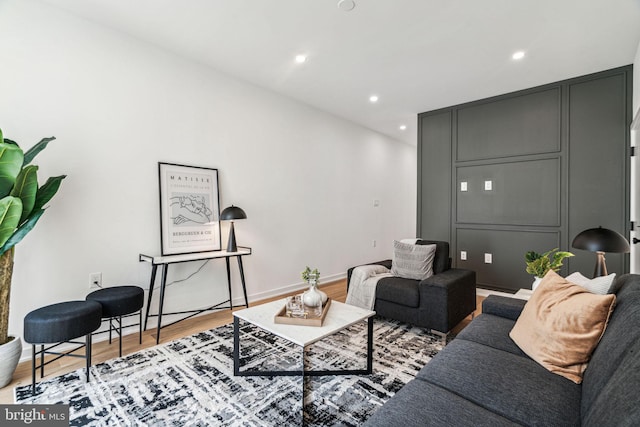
[158,162,221,255]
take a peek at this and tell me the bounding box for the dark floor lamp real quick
[571,226,630,277]
[220,205,247,252]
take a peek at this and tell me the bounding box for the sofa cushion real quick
[391,240,436,280]
[415,239,450,274]
[376,277,420,308]
[581,274,640,423]
[364,376,519,427]
[509,270,616,384]
[417,339,582,426]
[455,314,526,357]
[582,338,640,426]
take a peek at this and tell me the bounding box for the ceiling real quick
[39,0,640,144]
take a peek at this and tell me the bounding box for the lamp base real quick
[227,221,238,253]
[593,251,608,278]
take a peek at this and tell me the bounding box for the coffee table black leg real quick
[233,316,240,376]
[234,318,374,378]
[367,316,374,374]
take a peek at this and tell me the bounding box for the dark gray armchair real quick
[347,240,476,342]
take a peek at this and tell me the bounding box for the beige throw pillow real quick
[509,270,616,384]
[391,240,436,280]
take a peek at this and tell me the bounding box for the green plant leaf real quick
[0,143,24,197]
[0,208,44,256]
[23,136,55,166]
[32,175,66,212]
[10,165,38,224]
[524,251,540,263]
[0,196,23,248]
[550,251,574,271]
[0,128,3,144]
[2,138,18,146]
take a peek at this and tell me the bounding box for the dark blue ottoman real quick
[24,300,102,395]
[86,285,144,357]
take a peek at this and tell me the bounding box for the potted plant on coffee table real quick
[0,127,66,388]
[524,248,574,290]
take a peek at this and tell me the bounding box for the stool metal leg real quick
[86,333,91,382]
[109,318,113,344]
[139,310,143,344]
[31,344,36,395]
[40,344,44,379]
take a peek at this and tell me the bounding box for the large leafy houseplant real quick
[0,128,66,346]
[524,248,574,278]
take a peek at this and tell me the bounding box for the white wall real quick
[0,0,416,350]
[634,40,640,117]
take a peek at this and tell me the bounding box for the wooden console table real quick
[139,247,251,343]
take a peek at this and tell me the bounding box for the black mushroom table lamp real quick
[220,205,247,252]
[571,226,630,278]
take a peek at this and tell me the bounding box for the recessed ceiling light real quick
[295,54,307,64]
[512,51,525,60]
[369,95,379,103]
[338,0,356,11]
[399,125,407,131]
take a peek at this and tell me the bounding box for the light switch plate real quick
[484,253,492,263]
[484,180,492,191]
[460,251,467,260]
[460,181,468,192]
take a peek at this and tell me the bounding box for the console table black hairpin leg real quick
[139,247,251,344]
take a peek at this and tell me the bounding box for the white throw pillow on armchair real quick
[391,240,436,280]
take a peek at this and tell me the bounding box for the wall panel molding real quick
[418,65,632,291]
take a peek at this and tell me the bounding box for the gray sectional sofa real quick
[364,273,640,426]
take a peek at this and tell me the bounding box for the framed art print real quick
[158,162,221,255]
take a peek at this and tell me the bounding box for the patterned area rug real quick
[15,318,444,426]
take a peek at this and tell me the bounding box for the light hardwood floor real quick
[0,279,483,403]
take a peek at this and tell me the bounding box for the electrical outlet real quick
[460,251,467,260]
[372,239,377,247]
[484,180,493,191]
[460,181,468,192]
[89,272,102,289]
[484,253,492,264]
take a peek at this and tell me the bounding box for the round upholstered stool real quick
[86,285,144,357]
[24,300,102,395]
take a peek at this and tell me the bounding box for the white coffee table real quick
[233,299,375,377]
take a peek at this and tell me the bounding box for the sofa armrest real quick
[419,268,474,289]
[347,259,392,288]
[418,268,477,333]
[481,295,526,321]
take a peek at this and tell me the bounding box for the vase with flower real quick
[301,266,327,309]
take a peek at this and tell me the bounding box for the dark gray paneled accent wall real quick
[457,88,561,161]
[418,66,632,292]
[417,111,452,243]
[568,73,629,277]
[456,157,560,226]
[457,228,560,289]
